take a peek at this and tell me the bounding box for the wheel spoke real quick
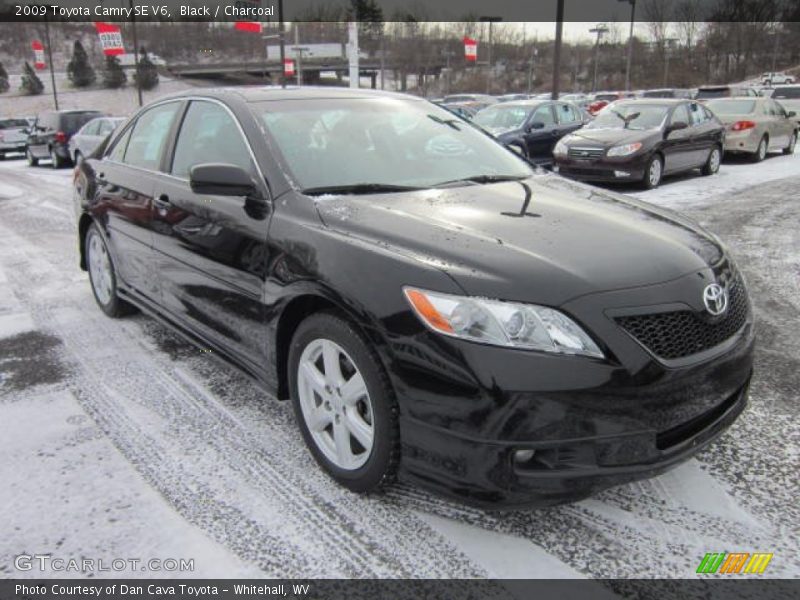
[345,410,373,450]
[339,371,366,406]
[333,421,354,468]
[300,361,328,398]
[321,341,344,386]
[306,405,332,432]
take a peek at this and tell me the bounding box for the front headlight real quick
[606,142,643,157]
[403,287,604,358]
[553,139,568,156]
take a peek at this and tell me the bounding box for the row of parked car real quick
[0,110,123,167]
[437,84,800,189]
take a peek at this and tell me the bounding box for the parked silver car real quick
[706,97,797,160]
[0,118,31,159]
[68,116,125,164]
[771,85,800,126]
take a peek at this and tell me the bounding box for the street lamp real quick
[589,24,609,93]
[479,16,502,94]
[552,0,565,100]
[618,0,636,91]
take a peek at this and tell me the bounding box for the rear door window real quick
[122,102,180,171]
[531,104,556,127]
[556,103,579,124]
[671,104,691,126]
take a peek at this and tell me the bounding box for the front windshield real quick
[586,103,669,130]
[473,105,530,130]
[706,99,756,115]
[773,87,800,99]
[255,98,531,191]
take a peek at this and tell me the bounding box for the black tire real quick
[641,154,663,189]
[288,311,399,494]
[701,145,722,176]
[26,148,38,167]
[0,152,5,161]
[784,131,797,155]
[751,135,768,163]
[85,223,136,318]
[50,147,64,169]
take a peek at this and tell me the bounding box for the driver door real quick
[662,103,695,173]
[523,103,558,162]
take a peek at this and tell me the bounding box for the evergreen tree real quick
[0,62,9,94]
[134,47,159,91]
[67,40,96,87]
[20,62,44,95]
[101,55,126,89]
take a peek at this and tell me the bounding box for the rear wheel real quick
[26,148,38,167]
[85,224,136,318]
[50,147,64,169]
[288,312,399,493]
[752,136,768,162]
[784,131,797,155]
[702,146,722,176]
[642,154,663,189]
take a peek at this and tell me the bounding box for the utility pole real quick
[527,44,538,94]
[43,17,58,110]
[771,25,782,74]
[348,21,359,88]
[552,0,564,100]
[589,24,609,93]
[291,25,310,87]
[619,0,636,91]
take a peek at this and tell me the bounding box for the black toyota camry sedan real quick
[554,99,725,189]
[73,88,753,508]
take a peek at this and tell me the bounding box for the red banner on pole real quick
[283,59,295,76]
[32,40,46,69]
[94,22,124,56]
[464,37,478,62]
[235,21,262,33]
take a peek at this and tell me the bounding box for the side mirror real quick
[528,121,546,131]
[787,111,796,118]
[666,121,688,134]
[189,163,260,198]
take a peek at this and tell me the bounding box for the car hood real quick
[311,175,723,307]
[564,127,659,147]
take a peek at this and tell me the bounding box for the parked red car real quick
[588,91,636,116]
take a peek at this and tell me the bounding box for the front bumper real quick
[0,142,26,153]
[554,154,648,182]
[388,266,755,508]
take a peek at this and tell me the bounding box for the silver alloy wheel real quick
[297,338,374,470]
[648,157,662,187]
[709,148,721,173]
[789,133,797,153]
[758,138,767,160]
[50,148,58,167]
[88,232,113,306]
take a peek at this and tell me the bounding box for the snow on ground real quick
[0,73,203,118]
[0,151,798,588]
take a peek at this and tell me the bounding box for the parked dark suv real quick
[73,88,753,508]
[27,109,105,168]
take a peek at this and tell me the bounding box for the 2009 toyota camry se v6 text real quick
[72,87,754,508]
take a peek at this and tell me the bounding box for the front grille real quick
[615,274,749,360]
[567,147,605,159]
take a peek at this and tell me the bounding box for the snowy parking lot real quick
[0,150,798,584]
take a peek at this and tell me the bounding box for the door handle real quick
[154,193,171,209]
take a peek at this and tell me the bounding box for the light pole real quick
[618,0,636,91]
[552,0,564,100]
[292,25,310,87]
[479,16,502,94]
[589,24,609,94]
[129,0,142,106]
[663,37,678,87]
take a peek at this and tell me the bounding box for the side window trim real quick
[105,100,182,171]
[105,119,135,161]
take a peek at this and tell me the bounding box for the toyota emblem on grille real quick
[703,283,728,316]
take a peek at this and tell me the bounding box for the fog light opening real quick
[614,170,631,178]
[513,449,536,464]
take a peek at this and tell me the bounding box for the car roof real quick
[616,98,686,104]
[154,86,427,105]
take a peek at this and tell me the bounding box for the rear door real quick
[555,102,584,137]
[28,112,56,158]
[93,101,182,299]
[687,101,716,166]
[74,119,101,159]
[150,99,271,365]
[766,99,791,148]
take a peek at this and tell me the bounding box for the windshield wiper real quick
[301,183,424,196]
[433,174,528,188]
